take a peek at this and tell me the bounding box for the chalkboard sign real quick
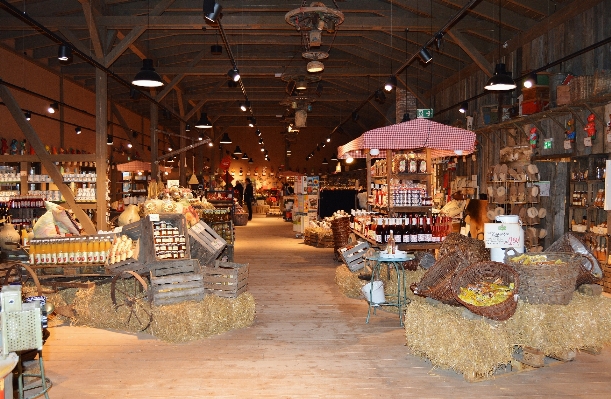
[484,223,523,248]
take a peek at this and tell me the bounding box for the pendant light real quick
[219,133,232,144]
[233,146,242,155]
[75,126,82,134]
[248,158,254,164]
[459,102,468,114]
[194,113,212,128]
[242,152,249,160]
[58,43,72,64]
[484,2,516,91]
[24,111,31,121]
[132,59,164,87]
[384,75,397,92]
[185,124,191,132]
[227,68,240,82]
[107,135,114,145]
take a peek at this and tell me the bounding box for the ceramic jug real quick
[0,223,21,250]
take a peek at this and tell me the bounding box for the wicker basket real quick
[569,75,594,102]
[505,252,581,305]
[545,233,602,286]
[410,250,470,305]
[593,69,611,96]
[439,233,490,264]
[451,261,519,321]
[233,213,249,226]
[331,217,351,250]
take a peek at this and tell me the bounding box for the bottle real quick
[375,218,383,244]
[417,214,426,242]
[387,230,396,254]
[410,214,418,243]
[395,218,403,244]
[381,218,388,244]
[425,216,432,242]
[402,218,410,244]
[92,238,100,263]
[68,238,76,264]
[30,240,37,264]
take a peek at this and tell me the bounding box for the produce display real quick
[107,235,136,264]
[457,279,515,307]
[509,253,566,265]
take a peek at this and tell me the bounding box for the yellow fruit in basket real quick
[458,281,514,307]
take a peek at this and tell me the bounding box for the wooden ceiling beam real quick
[78,0,104,59]
[446,28,494,77]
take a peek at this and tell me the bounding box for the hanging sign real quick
[484,223,523,248]
[584,137,593,147]
[564,140,572,150]
[417,109,434,118]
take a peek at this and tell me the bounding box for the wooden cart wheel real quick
[110,271,153,332]
[1,263,42,296]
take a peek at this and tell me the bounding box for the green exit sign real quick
[417,108,434,118]
[543,138,553,149]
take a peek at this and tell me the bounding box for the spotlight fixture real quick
[242,152,248,160]
[351,111,359,122]
[185,124,191,132]
[401,112,411,122]
[374,89,386,103]
[48,102,58,114]
[523,72,537,89]
[24,111,31,121]
[260,147,265,152]
[132,59,164,87]
[208,141,214,147]
[210,44,223,55]
[255,129,262,137]
[219,133,232,144]
[168,147,173,151]
[57,43,72,64]
[240,101,251,111]
[459,102,468,114]
[195,113,212,128]
[307,60,324,73]
[107,135,113,145]
[331,153,338,161]
[384,75,397,92]
[326,136,331,143]
[75,126,82,134]
[198,133,204,141]
[322,158,328,165]
[248,117,256,127]
[204,0,222,23]
[227,68,240,82]
[346,156,354,164]
[484,63,516,91]
[127,143,133,148]
[418,48,433,64]
[248,158,254,164]
[233,146,242,155]
[321,142,326,148]
[132,130,139,138]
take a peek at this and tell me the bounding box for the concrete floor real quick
[42,215,611,398]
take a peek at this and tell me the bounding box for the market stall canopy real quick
[337,119,476,160]
[117,160,172,173]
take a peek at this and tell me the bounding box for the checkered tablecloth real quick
[337,118,476,159]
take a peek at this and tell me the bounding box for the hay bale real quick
[404,301,513,379]
[335,264,365,299]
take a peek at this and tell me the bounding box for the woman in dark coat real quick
[244,178,254,221]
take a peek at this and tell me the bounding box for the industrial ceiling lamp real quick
[484,2,516,91]
[75,126,82,134]
[242,152,248,160]
[233,146,242,155]
[401,112,411,122]
[58,43,72,64]
[384,75,397,92]
[227,68,240,82]
[107,135,113,145]
[459,102,468,114]
[194,113,212,128]
[132,59,164,87]
[48,102,58,114]
[185,124,191,132]
[418,48,433,64]
[307,60,324,73]
[219,133,232,144]
[322,158,329,165]
[248,158,253,164]
[204,0,222,22]
[331,153,338,161]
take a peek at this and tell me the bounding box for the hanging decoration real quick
[584,113,597,141]
[565,118,576,142]
[529,127,538,149]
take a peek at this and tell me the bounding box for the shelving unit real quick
[115,171,149,204]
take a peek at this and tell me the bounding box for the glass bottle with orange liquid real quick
[68,238,76,264]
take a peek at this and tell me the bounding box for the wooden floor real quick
[42,215,611,398]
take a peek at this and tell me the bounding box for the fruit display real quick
[457,278,515,307]
[509,254,566,266]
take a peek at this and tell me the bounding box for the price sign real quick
[484,223,523,248]
[584,137,593,147]
[564,140,572,150]
[148,213,160,222]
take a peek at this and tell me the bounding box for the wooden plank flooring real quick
[42,216,611,398]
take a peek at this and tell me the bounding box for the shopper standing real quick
[244,178,254,221]
[235,180,244,205]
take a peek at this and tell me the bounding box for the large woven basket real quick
[545,232,602,286]
[233,213,249,226]
[410,250,470,305]
[331,217,351,250]
[439,233,490,264]
[505,252,581,305]
[451,261,519,321]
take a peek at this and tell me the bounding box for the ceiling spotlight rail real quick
[154,139,211,163]
[155,128,198,142]
[0,0,186,124]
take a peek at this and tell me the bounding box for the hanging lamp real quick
[132,59,164,87]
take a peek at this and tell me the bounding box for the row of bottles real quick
[6,196,45,208]
[370,153,428,176]
[372,215,451,244]
[571,189,605,208]
[391,180,431,207]
[29,236,112,265]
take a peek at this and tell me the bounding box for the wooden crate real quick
[569,75,594,102]
[218,244,234,262]
[150,258,200,277]
[150,270,205,306]
[140,214,190,264]
[188,220,227,266]
[338,241,370,272]
[556,85,571,105]
[202,260,249,298]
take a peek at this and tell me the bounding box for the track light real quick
[208,141,213,147]
[523,72,537,89]
[168,147,172,151]
[195,113,212,128]
[374,89,386,103]
[459,102,468,114]
[233,146,242,155]
[75,126,82,134]
[242,152,248,160]
[107,135,113,145]
[48,102,58,113]
[326,136,331,143]
[24,111,31,121]
[185,124,191,132]
[255,129,262,137]
[260,147,265,152]
[58,43,72,64]
[227,68,240,82]
[419,48,433,64]
[219,133,232,144]
[384,75,397,92]
[401,112,411,122]
[258,138,264,145]
[484,63,516,91]
[204,0,222,22]
[132,59,164,87]
[248,117,256,127]
[240,101,251,111]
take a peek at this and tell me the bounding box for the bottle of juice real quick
[68,238,76,264]
[50,239,57,264]
[40,240,49,264]
[30,240,37,264]
[86,238,94,264]
[92,238,100,263]
[100,237,110,263]
[75,238,83,264]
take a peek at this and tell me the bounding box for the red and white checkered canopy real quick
[337,118,476,159]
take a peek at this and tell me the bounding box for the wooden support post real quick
[0,81,97,234]
[366,151,371,211]
[386,149,392,215]
[95,68,108,231]
[150,101,159,180]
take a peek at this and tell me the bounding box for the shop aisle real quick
[41,215,611,398]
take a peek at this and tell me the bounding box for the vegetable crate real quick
[150,259,205,306]
[338,241,370,272]
[188,220,227,266]
[202,260,249,298]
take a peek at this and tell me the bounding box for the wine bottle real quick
[381,218,388,244]
[409,214,418,243]
[375,218,383,244]
[402,218,410,244]
[387,229,396,254]
[425,215,432,242]
[417,214,426,242]
[395,218,403,244]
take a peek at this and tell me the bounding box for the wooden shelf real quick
[392,206,431,213]
[397,242,441,251]
[0,154,96,162]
